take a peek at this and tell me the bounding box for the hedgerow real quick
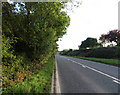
[60,47,120,59]
[2,2,70,93]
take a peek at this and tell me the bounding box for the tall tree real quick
[2,2,70,62]
[79,37,99,49]
[99,34,106,47]
[99,29,120,46]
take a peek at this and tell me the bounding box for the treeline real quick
[60,30,120,59]
[2,2,70,91]
[60,47,120,59]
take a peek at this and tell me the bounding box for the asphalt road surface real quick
[55,53,120,93]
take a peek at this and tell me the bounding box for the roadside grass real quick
[0,65,1,94]
[73,56,120,66]
[3,58,54,94]
[0,64,1,74]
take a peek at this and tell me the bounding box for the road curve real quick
[55,53,120,93]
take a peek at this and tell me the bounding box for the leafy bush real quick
[3,58,54,94]
[60,49,71,55]
[61,47,120,59]
[60,48,92,57]
[115,46,120,59]
[66,50,80,56]
[85,47,118,58]
[2,2,70,92]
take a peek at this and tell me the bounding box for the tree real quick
[2,2,70,89]
[99,34,106,47]
[99,29,120,46]
[2,2,70,61]
[79,37,99,49]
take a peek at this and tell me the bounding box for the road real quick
[55,53,120,93]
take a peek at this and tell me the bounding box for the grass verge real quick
[0,65,1,95]
[73,56,120,66]
[3,57,54,94]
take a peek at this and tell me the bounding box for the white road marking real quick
[55,57,61,93]
[82,65,86,68]
[85,65,120,82]
[113,80,120,84]
[63,57,120,82]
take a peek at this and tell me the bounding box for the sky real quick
[57,0,119,51]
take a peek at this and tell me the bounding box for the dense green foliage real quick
[3,58,54,93]
[2,2,70,92]
[85,47,120,58]
[60,47,120,66]
[99,29,120,46]
[2,2,70,60]
[79,37,102,49]
[60,48,91,56]
[60,47,120,59]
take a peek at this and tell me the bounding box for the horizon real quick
[57,0,119,51]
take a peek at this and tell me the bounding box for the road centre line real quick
[62,57,120,82]
[113,80,120,84]
[85,65,120,82]
[82,65,86,68]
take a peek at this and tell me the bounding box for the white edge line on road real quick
[82,65,86,68]
[64,57,120,82]
[113,80,120,85]
[55,57,61,93]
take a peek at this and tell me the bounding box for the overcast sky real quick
[57,0,119,51]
